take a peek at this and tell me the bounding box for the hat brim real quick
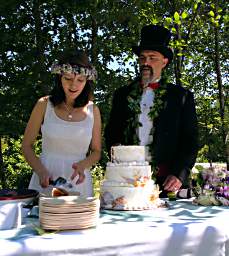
[132,45,173,63]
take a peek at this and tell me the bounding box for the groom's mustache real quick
[140,65,154,85]
[140,65,153,74]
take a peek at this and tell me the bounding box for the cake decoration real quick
[100,145,165,210]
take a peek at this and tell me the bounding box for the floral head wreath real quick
[51,63,97,81]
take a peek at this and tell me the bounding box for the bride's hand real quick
[71,162,86,184]
[39,170,50,188]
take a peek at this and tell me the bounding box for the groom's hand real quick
[163,175,182,192]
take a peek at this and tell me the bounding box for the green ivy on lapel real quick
[124,79,168,170]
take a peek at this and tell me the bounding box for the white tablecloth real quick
[0,199,228,256]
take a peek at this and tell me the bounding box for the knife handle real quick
[49,179,55,185]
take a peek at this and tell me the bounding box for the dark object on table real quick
[176,188,194,199]
[167,192,177,201]
[0,189,38,201]
[49,177,78,197]
[49,177,73,189]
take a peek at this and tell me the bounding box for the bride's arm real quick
[71,104,102,184]
[22,96,50,188]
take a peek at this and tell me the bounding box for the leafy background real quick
[0,0,228,189]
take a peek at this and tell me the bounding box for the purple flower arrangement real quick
[202,168,229,198]
[192,166,229,206]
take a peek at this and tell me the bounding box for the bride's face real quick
[61,73,87,101]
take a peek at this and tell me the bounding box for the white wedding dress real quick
[29,99,94,197]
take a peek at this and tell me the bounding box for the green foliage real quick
[0,0,228,188]
[91,164,105,198]
[1,136,33,189]
[197,145,210,163]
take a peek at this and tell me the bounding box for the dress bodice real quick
[41,99,94,160]
[29,99,94,196]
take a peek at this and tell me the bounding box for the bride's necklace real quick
[63,102,75,120]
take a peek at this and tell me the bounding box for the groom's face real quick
[139,50,168,82]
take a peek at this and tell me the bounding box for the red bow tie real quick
[147,82,160,90]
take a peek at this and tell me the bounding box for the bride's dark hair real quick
[50,49,94,108]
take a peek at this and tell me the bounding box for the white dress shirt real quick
[138,88,154,146]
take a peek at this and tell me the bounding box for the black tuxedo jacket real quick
[105,79,199,186]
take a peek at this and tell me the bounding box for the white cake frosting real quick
[105,164,151,183]
[111,145,146,162]
[100,146,161,210]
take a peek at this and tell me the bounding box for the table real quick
[0,199,228,256]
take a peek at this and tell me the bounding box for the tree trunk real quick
[90,16,98,66]
[32,0,47,94]
[213,1,228,167]
[182,2,202,67]
[66,12,78,47]
[174,24,182,87]
[0,136,6,188]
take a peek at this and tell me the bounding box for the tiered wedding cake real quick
[100,146,161,210]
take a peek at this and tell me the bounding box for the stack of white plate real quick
[39,196,100,230]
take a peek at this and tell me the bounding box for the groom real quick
[105,25,199,197]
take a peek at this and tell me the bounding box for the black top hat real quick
[132,25,173,63]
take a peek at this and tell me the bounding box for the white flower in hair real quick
[51,63,97,81]
[62,64,73,73]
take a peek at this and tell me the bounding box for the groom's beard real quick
[140,65,154,86]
